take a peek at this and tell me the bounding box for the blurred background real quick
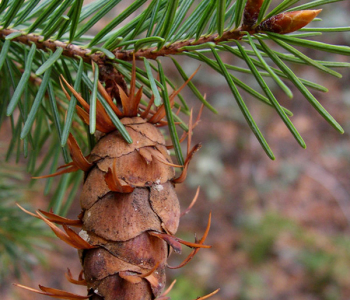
[1,1,350,299]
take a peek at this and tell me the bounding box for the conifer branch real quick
[0,28,95,64]
[114,29,245,61]
[0,27,245,64]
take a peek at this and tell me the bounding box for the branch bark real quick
[0,28,245,65]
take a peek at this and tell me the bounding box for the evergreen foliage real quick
[0,0,349,287]
[0,163,52,281]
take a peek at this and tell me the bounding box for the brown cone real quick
[79,118,179,299]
